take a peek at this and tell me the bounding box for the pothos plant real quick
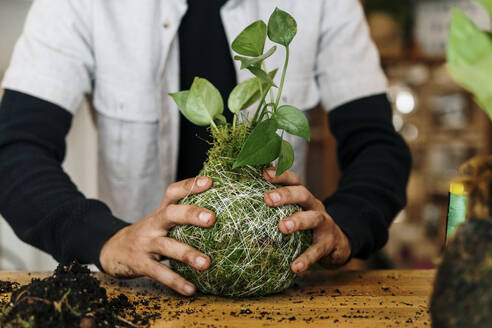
[167,8,312,298]
[170,7,310,177]
[447,0,492,120]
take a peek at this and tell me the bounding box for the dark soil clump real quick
[0,281,19,294]
[431,218,492,328]
[0,262,160,327]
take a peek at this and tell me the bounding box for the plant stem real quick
[65,302,81,317]
[258,108,269,122]
[114,314,139,328]
[275,46,290,110]
[262,62,276,105]
[54,289,71,313]
[232,114,237,131]
[14,290,28,304]
[258,103,275,122]
[210,119,219,132]
[251,80,266,126]
[21,297,51,306]
[251,96,269,127]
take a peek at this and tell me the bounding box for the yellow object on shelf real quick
[446,179,471,243]
[449,182,468,195]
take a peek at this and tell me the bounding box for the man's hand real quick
[99,177,215,296]
[263,168,351,273]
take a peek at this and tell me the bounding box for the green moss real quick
[168,123,312,297]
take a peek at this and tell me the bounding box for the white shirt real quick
[2,0,387,223]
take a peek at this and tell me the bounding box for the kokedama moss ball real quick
[430,218,492,328]
[168,124,312,297]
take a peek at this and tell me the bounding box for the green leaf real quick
[228,78,261,114]
[233,119,281,168]
[231,20,267,57]
[170,89,210,125]
[447,8,492,119]
[448,8,492,65]
[228,69,278,113]
[214,114,227,125]
[248,66,278,88]
[276,140,294,176]
[267,8,297,47]
[476,0,492,17]
[169,90,189,112]
[234,46,277,69]
[273,105,311,141]
[264,68,279,85]
[184,77,224,126]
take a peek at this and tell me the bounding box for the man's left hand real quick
[263,168,351,273]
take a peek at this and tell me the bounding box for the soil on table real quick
[0,281,19,294]
[0,262,161,328]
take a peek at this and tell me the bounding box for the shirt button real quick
[163,19,171,29]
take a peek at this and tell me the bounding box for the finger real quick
[150,237,211,271]
[163,176,212,204]
[278,210,325,234]
[320,230,352,269]
[263,168,302,186]
[264,185,320,209]
[142,259,196,296]
[159,204,215,230]
[320,247,350,269]
[292,239,335,274]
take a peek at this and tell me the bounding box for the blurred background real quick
[308,0,492,270]
[0,0,490,271]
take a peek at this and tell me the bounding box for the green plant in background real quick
[447,0,492,120]
[168,8,312,297]
[430,4,492,326]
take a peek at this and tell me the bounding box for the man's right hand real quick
[99,176,215,296]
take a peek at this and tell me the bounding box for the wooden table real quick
[0,270,435,327]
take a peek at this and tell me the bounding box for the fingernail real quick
[284,220,294,233]
[195,256,208,269]
[199,212,212,224]
[183,284,195,295]
[197,177,208,187]
[269,192,281,203]
[267,169,276,178]
[294,261,305,272]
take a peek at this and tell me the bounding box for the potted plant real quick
[167,8,312,297]
[431,1,492,326]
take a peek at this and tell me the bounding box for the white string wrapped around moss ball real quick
[168,124,312,297]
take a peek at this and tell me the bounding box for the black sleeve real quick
[324,94,412,259]
[0,89,130,267]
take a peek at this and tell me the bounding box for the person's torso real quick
[92,0,324,222]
